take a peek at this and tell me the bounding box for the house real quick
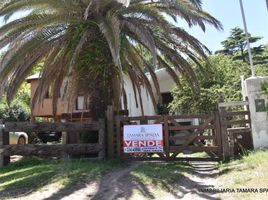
[26,68,178,121]
[27,69,200,145]
[123,68,176,116]
[26,74,91,121]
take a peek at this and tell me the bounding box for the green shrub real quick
[0,99,30,122]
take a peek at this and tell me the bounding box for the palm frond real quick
[0,0,222,116]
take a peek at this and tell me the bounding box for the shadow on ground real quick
[0,159,220,200]
[91,161,220,200]
[0,157,123,199]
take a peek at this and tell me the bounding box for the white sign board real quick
[123,124,163,153]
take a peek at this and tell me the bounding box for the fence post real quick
[164,115,170,160]
[140,116,148,124]
[218,99,230,162]
[98,119,106,160]
[0,122,3,167]
[0,120,10,166]
[116,116,122,158]
[61,119,68,144]
[106,106,114,159]
[214,112,223,161]
[245,96,254,149]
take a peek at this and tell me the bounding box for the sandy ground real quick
[7,160,220,200]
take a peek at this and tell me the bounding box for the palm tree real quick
[0,0,222,119]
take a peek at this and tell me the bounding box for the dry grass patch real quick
[217,149,268,200]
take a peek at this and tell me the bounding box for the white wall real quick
[123,68,199,126]
[153,68,177,93]
[123,68,177,116]
[123,74,155,116]
[243,76,268,149]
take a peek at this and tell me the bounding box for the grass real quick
[217,149,268,200]
[0,157,125,198]
[130,161,192,197]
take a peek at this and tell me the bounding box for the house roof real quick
[26,73,40,83]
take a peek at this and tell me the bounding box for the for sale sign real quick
[123,124,163,153]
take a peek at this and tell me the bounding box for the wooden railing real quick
[218,99,252,160]
[0,119,105,167]
[114,113,222,161]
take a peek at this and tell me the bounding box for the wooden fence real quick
[0,99,253,166]
[218,99,253,160]
[0,119,105,166]
[106,99,253,162]
[113,113,223,161]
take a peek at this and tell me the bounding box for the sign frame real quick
[122,124,164,154]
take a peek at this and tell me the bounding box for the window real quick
[76,96,84,110]
[161,92,173,106]
[157,93,173,115]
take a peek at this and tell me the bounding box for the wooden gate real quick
[115,113,223,161]
[218,99,253,160]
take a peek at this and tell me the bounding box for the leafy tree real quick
[170,55,246,113]
[216,27,268,64]
[170,53,268,114]
[0,0,222,119]
[0,98,30,122]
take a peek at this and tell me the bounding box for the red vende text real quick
[124,140,163,147]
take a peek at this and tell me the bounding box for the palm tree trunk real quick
[89,79,111,120]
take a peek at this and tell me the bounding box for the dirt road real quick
[12,161,220,200]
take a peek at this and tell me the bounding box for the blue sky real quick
[1,1,268,53]
[184,0,268,53]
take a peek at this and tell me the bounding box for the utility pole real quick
[239,0,255,77]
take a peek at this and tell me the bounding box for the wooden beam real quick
[214,112,223,160]
[140,116,148,125]
[227,127,251,133]
[164,116,170,159]
[0,144,102,156]
[106,106,115,159]
[98,119,106,159]
[222,111,250,117]
[223,119,250,126]
[119,115,162,122]
[5,121,100,132]
[170,135,216,141]
[168,114,211,120]
[169,146,219,152]
[61,112,92,120]
[169,125,214,131]
[0,124,4,167]
[116,117,122,157]
[0,123,10,167]
[218,105,230,161]
[218,101,249,108]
